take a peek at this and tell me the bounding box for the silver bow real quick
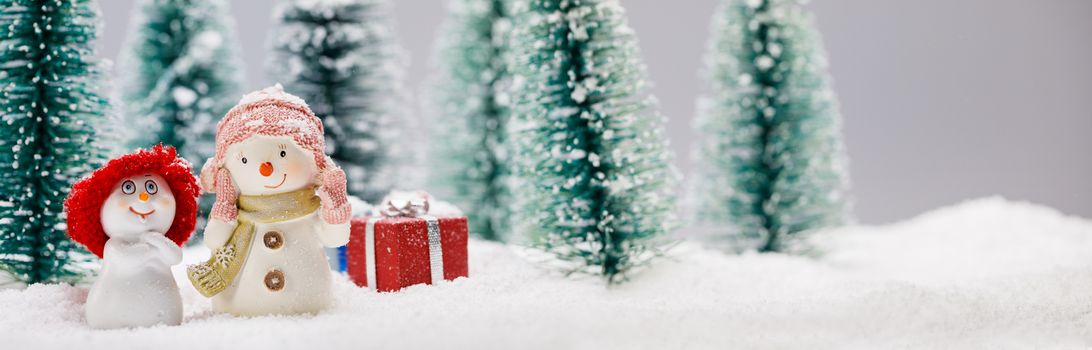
[378,191,431,218]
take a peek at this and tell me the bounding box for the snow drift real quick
[1,197,1090,349]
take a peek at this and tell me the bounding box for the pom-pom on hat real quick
[200,84,331,222]
[64,145,200,258]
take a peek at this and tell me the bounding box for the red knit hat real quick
[64,145,200,258]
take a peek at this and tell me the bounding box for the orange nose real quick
[139,192,149,202]
[259,162,274,177]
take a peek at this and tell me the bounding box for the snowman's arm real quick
[203,218,237,249]
[102,239,152,264]
[143,233,183,265]
[317,221,350,248]
[316,165,350,248]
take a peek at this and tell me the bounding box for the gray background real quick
[99,0,1092,224]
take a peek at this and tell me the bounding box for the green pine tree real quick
[121,0,241,165]
[0,0,111,285]
[120,0,243,240]
[690,0,850,253]
[509,0,676,283]
[270,0,409,204]
[428,0,512,241]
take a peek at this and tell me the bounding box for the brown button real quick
[263,231,284,250]
[264,269,285,291]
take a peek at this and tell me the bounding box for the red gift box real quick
[347,215,468,292]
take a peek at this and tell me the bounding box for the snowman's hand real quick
[103,239,152,263]
[203,218,237,250]
[318,220,350,247]
[317,166,350,225]
[143,233,182,265]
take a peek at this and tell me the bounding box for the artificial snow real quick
[2,197,1092,349]
[171,87,197,108]
[236,83,309,108]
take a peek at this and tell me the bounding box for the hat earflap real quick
[208,166,238,222]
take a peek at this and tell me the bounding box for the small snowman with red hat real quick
[64,145,200,329]
[187,84,351,316]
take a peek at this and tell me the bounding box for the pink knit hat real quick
[201,84,349,224]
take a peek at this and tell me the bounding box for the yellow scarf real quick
[187,187,320,297]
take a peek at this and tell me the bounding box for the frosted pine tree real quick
[0,0,111,285]
[120,0,242,240]
[690,0,850,253]
[509,0,676,283]
[121,0,242,169]
[428,0,512,241]
[270,0,410,204]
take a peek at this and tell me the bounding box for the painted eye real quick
[121,180,136,195]
[241,157,248,164]
[280,150,287,158]
[145,180,158,195]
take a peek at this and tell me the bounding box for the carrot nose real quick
[139,192,149,202]
[260,162,274,177]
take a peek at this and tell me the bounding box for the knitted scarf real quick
[188,187,321,297]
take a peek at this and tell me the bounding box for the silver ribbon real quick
[424,215,444,284]
[364,217,381,291]
[363,192,445,291]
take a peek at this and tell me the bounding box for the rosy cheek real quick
[284,159,306,177]
[155,197,174,209]
[116,198,128,209]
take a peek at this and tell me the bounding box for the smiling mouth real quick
[128,206,155,219]
[264,174,287,189]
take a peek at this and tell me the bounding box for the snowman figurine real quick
[188,84,351,316]
[64,145,200,329]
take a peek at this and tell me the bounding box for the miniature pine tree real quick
[509,0,676,283]
[270,0,410,204]
[0,0,111,285]
[690,0,850,253]
[120,0,243,240]
[121,0,242,169]
[428,0,513,241]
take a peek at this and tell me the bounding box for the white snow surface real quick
[3,197,1092,349]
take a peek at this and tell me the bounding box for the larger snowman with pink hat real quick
[188,84,351,316]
